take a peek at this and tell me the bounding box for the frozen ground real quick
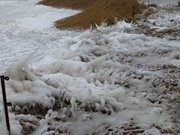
[0,0,180,135]
[0,0,80,72]
[137,6,180,40]
[139,0,179,7]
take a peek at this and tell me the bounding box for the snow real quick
[0,0,79,72]
[0,0,180,135]
[139,0,179,7]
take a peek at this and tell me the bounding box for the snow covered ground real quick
[140,0,179,7]
[0,0,80,72]
[0,0,180,135]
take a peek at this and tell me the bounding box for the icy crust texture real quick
[0,21,179,135]
[0,0,180,134]
[138,8,180,40]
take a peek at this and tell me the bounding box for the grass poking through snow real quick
[39,0,145,29]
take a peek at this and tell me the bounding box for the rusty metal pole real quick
[0,75,11,135]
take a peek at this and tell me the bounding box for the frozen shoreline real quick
[0,0,79,72]
[0,0,180,134]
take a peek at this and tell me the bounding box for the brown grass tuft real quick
[39,0,145,29]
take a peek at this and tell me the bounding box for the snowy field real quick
[0,0,180,135]
[140,0,179,7]
[0,0,80,72]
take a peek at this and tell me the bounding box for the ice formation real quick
[0,0,180,134]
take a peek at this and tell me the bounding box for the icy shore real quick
[0,0,180,134]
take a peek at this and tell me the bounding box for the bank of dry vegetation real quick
[39,0,145,29]
[39,0,95,10]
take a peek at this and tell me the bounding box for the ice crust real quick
[0,0,180,135]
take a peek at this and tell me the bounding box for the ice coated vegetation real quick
[0,0,180,135]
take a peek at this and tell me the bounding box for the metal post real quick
[0,76,11,135]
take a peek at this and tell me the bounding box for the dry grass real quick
[39,0,145,29]
[38,0,95,10]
